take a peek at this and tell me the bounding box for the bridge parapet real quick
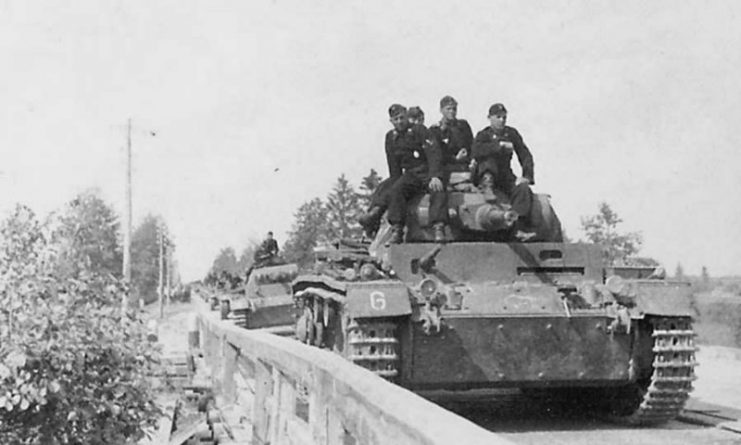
[196,310,510,445]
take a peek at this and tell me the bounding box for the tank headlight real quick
[605,275,626,295]
[419,278,438,299]
[343,268,357,281]
[359,263,380,281]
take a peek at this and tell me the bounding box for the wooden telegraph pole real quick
[122,118,132,312]
[158,221,165,319]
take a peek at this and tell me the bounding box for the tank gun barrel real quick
[475,204,518,231]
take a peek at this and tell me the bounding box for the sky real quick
[1,0,740,280]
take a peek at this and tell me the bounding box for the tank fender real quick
[629,280,695,317]
[345,281,413,318]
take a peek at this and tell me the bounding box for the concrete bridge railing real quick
[196,310,512,445]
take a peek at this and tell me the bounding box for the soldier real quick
[358,105,425,237]
[254,231,279,266]
[428,96,473,172]
[384,104,447,243]
[408,106,425,126]
[472,103,536,241]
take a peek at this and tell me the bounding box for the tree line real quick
[206,169,384,281]
[0,190,172,443]
[207,169,677,280]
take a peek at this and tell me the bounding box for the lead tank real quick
[292,172,696,425]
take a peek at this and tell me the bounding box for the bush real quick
[0,205,162,444]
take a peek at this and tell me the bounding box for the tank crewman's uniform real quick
[254,235,279,264]
[385,123,446,227]
[429,118,474,172]
[472,118,534,219]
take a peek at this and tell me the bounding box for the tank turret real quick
[401,172,562,243]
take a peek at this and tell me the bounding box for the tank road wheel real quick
[606,317,697,425]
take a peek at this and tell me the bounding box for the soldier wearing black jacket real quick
[472,103,535,240]
[428,95,474,172]
[384,104,447,243]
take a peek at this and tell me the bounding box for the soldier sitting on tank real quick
[383,104,447,243]
[429,96,473,173]
[359,105,429,237]
[471,103,536,241]
[407,106,425,126]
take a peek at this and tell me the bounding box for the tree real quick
[325,174,362,240]
[210,247,240,276]
[236,241,259,274]
[675,263,685,280]
[358,168,384,210]
[701,266,710,284]
[131,214,174,305]
[283,198,329,268]
[0,204,161,444]
[580,202,643,265]
[49,190,122,281]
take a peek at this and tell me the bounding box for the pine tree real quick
[326,174,363,240]
[358,168,384,209]
[283,198,329,268]
[674,263,685,280]
[701,266,710,284]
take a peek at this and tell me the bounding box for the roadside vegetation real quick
[0,191,175,444]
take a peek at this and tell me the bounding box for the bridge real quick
[150,297,741,445]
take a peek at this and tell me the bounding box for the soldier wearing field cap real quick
[384,104,447,243]
[472,103,535,241]
[429,95,474,172]
[407,106,425,126]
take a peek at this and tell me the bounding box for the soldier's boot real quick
[432,222,446,243]
[358,206,383,234]
[390,224,405,244]
[480,172,496,199]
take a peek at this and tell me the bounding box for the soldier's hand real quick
[428,177,444,192]
[499,141,514,152]
[515,176,531,186]
[455,148,468,161]
[469,159,477,171]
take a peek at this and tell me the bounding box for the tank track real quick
[346,319,400,380]
[611,317,697,425]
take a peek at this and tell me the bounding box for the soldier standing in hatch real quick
[428,95,473,173]
[384,104,447,243]
[472,103,536,241]
[254,231,279,266]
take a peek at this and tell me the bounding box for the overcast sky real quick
[2,0,740,280]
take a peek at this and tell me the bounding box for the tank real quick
[219,262,299,335]
[291,171,696,425]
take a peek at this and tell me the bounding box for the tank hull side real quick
[404,314,631,390]
[243,295,296,329]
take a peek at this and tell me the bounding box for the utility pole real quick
[158,222,165,319]
[122,118,132,312]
